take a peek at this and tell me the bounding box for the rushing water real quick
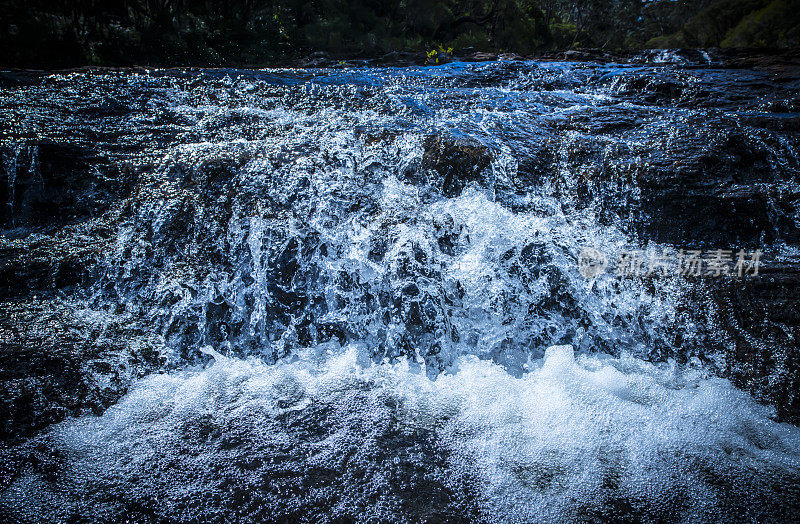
[1,57,800,522]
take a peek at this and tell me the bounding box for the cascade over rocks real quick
[0,60,799,489]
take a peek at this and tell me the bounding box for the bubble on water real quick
[3,347,799,522]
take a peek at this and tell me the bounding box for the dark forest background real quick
[1,0,798,68]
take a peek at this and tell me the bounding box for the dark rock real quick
[613,75,689,106]
[711,259,800,424]
[553,118,799,248]
[562,50,596,61]
[0,140,133,229]
[354,127,399,146]
[514,141,558,188]
[716,48,800,70]
[0,301,163,443]
[376,51,425,66]
[75,96,131,117]
[420,136,492,197]
[299,52,334,68]
[455,60,535,88]
[465,52,497,62]
[632,127,800,247]
[0,227,107,299]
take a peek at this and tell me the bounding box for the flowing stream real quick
[1,57,800,522]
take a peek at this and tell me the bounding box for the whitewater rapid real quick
[4,343,800,522]
[2,59,800,522]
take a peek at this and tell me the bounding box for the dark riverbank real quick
[3,1,799,70]
[2,47,799,80]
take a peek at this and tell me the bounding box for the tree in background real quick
[721,0,800,47]
[0,0,796,67]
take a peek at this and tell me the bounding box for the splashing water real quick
[1,60,799,522]
[3,346,799,522]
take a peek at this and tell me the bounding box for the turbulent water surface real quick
[1,56,800,522]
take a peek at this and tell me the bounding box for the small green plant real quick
[426,45,453,64]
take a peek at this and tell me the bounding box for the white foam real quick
[4,347,799,522]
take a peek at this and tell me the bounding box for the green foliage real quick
[550,22,579,49]
[426,45,454,64]
[0,0,558,67]
[645,0,798,49]
[493,0,553,52]
[679,0,770,47]
[722,0,800,47]
[0,0,795,67]
[645,34,679,49]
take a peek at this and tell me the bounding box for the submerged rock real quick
[0,300,163,443]
[421,136,492,197]
[0,140,133,229]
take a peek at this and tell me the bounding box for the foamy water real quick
[4,345,799,522]
[2,61,799,522]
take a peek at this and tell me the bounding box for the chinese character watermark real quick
[577,247,761,279]
[577,246,608,278]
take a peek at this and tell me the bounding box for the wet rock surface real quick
[712,258,800,424]
[421,136,493,197]
[0,300,163,443]
[0,141,132,228]
[1,58,800,521]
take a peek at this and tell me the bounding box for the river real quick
[1,55,800,522]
